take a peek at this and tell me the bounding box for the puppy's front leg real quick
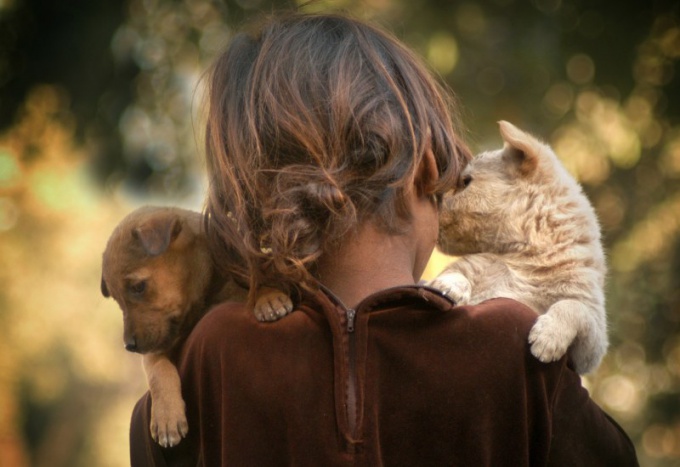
[142,353,188,447]
[253,286,294,322]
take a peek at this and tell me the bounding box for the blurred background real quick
[0,0,678,465]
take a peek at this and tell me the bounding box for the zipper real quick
[345,308,358,444]
[321,284,446,453]
[319,284,361,452]
[346,308,356,333]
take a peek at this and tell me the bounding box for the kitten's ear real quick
[498,121,539,176]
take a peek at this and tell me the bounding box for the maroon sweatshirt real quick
[130,286,638,466]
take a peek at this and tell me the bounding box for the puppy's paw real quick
[254,287,294,322]
[428,272,471,305]
[528,313,576,364]
[150,398,188,448]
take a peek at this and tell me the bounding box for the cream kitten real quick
[431,121,607,374]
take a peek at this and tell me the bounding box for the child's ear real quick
[414,147,439,197]
[498,120,539,176]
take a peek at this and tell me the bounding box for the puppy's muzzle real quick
[125,336,139,353]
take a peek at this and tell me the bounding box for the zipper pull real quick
[346,309,356,333]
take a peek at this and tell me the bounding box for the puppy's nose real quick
[125,338,138,353]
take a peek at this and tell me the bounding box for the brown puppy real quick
[101,206,239,446]
[101,206,292,447]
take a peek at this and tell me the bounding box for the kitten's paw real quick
[150,397,188,448]
[254,288,293,322]
[428,272,471,305]
[528,313,576,364]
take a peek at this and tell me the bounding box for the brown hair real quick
[204,11,471,302]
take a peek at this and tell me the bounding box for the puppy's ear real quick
[101,276,110,298]
[498,120,539,176]
[133,216,182,256]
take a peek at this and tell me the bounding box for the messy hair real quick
[204,11,471,302]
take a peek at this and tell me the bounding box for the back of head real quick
[203,11,470,300]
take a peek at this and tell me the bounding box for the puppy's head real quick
[101,206,211,353]
[438,121,570,256]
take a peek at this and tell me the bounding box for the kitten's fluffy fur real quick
[431,121,607,374]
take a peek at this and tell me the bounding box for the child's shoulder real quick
[461,298,537,342]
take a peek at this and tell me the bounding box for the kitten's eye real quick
[127,280,147,296]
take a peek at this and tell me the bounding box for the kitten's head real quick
[438,121,586,256]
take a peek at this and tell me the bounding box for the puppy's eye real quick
[127,281,147,296]
[460,174,473,189]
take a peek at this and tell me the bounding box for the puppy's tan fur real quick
[431,121,607,374]
[101,207,238,446]
[102,206,294,447]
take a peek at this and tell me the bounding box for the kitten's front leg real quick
[428,271,472,305]
[528,299,605,374]
[529,300,609,374]
[528,310,576,366]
